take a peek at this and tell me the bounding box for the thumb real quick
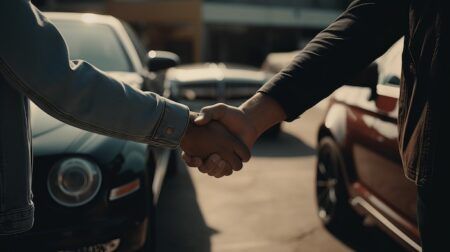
[194,103,227,126]
[194,112,211,126]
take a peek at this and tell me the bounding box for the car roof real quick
[166,63,270,83]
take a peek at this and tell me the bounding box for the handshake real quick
[180,103,257,178]
[179,93,286,178]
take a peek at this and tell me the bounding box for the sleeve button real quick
[165,127,175,135]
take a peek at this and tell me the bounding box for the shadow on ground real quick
[252,131,316,158]
[155,155,216,252]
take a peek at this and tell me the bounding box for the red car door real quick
[347,39,419,245]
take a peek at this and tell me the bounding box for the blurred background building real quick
[35,0,351,66]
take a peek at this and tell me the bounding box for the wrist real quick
[240,93,286,137]
[180,112,199,149]
[238,108,260,144]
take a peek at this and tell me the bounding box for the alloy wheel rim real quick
[316,152,338,223]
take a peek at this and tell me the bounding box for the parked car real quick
[261,50,300,74]
[315,38,420,251]
[51,12,179,94]
[164,63,281,136]
[0,13,179,251]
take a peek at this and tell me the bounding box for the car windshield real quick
[52,20,132,72]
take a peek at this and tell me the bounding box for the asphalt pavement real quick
[154,100,405,252]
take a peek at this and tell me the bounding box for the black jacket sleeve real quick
[259,0,409,121]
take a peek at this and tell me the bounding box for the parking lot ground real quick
[155,101,406,252]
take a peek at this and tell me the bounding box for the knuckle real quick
[233,163,243,171]
[199,166,209,173]
[200,107,210,113]
[216,103,227,109]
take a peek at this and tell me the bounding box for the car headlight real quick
[48,158,102,207]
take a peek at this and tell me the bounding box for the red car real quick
[315,38,420,251]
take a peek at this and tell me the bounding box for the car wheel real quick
[316,137,362,234]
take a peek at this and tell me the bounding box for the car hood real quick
[31,102,91,155]
[31,103,127,163]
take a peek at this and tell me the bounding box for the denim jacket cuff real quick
[151,98,190,148]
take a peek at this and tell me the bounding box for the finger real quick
[232,138,251,162]
[182,152,203,167]
[181,152,195,167]
[207,158,227,177]
[222,151,243,172]
[224,168,233,176]
[191,157,203,167]
[199,154,220,174]
[193,112,211,126]
[194,103,228,126]
[218,161,233,177]
[198,164,209,174]
[212,160,232,178]
[210,162,226,178]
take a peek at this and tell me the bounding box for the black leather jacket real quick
[261,0,449,186]
[0,1,189,234]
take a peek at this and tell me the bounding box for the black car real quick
[0,12,179,252]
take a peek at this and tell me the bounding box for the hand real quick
[183,94,286,175]
[182,104,259,175]
[195,103,259,148]
[180,112,250,178]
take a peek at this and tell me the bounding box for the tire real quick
[315,137,363,235]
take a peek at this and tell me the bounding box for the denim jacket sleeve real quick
[0,0,190,148]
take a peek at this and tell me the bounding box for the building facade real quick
[38,0,350,66]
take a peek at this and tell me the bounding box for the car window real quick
[122,21,148,66]
[377,38,404,86]
[52,20,132,72]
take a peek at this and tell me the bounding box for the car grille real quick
[178,83,218,101]
[177,82,261,102]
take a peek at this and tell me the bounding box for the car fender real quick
[321,102,348,147]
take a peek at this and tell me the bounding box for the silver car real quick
[164,63,281,136]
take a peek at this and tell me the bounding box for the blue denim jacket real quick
[0,0,189,234]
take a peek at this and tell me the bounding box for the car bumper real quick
[1,217,148,252]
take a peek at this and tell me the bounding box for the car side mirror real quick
[147,50,180,72]
[347,62,379,100]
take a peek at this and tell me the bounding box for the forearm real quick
[260,0,409,121]
[0,0,189,147]
[240,93,286,137]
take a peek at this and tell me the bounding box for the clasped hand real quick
[180,104,259,178]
